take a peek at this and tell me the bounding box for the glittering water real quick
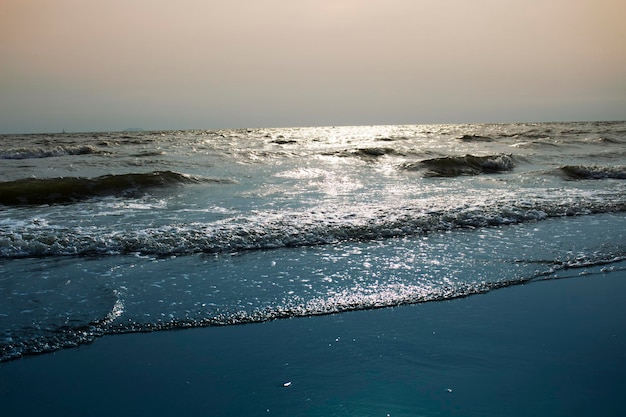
[1,122,625,361]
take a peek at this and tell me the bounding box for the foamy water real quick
[1,122,625,361]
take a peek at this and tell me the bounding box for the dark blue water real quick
[1,262,625,416]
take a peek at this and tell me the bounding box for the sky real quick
[1,0,625,133]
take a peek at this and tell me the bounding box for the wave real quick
[117,252,626,329]
[0,145,101,160]
[559,165,626,180]
[353,147,400,157]
[376,135,411,142]
[270,138,298,145]
[584,136,625,144]
[0,171,229,206]
[0,290,123,362]
[401,154,516,176]
[3,251,624,363]
[457,134,494,142]
[2,193,623,258]
[130,151,166,157]
[328,147,402,159]
[510,140,560,149]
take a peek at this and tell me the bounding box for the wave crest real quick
[0,171,229,206]
[2,193,623,258]
[402,154,516,176]
[0,145,100,160]
[560,165,626,180]
[457,134,494,142]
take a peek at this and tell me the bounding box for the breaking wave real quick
[1,193,623,258]
[0,145,101,160]
[457,134,494,142]
[401,154,516,176]
[559,165,626,180]
[2,250,623,362]
[0,171,231,206]
[2,121,626,363]
[0,289,124,362]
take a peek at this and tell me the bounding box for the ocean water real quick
[1,121,625,362]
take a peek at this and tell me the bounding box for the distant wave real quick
[331,147,403,159]
[129,151,166,157]
[401,154,516,176]
[584,136,625,144]
[0,171,231,206]
[559,165,626,180]
[375,135,411,142]
[0,145,100,160]
[270,138,298,145]
[510,140,560,149]
[457,134,494,142]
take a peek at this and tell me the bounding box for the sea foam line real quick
[0,194,623,259]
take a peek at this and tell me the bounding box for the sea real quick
[1,121,625,365]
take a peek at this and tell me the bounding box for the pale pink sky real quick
[1,0,625,133]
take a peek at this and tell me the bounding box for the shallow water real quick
[2,265,625,417]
